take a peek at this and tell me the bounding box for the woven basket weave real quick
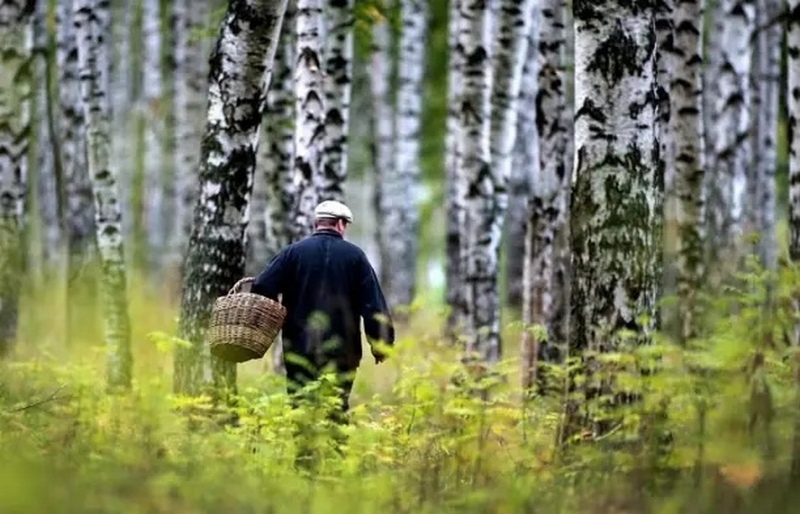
[208,277,287,363]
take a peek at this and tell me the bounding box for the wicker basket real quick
[208,277,287,363]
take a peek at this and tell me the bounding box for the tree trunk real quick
[669,0,706,343]
[380,0,427,312]
[521,0,570,393]
[175,0,288,397]
[492,0,533,311]
[171,0,212,279]
[569,0,660,434]
[0,0,34,358]
[706,0,754,267]
[142,0,166,272]
[255,4,296,375]
[58,0,98,346]
[74,0,133,389]
[787,0,800,481]
[748,0,780,271]
[458,0,499,364]
[111,0,135,250]
[319,0,353,202]
[289,0,325,242]
[445,0,463,338]
[34,0,62,275]
[370,11,394,289]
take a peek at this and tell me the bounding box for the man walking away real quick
[251,200,395,421]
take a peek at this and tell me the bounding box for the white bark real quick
[370,14,394,289]
[0,0,34,356]
[669,0,706,342]
[74,0,133,388]
[380,0,427,310]
[289,0,325,241]
[458,0,498,363]
[445,0,463,336]
[142,0,166,269]
[175,0,288,396]
[707,0,754,259]
[748,0,780,271]
[521,0,570,392]
[789,0,800,261]
[319,0,353,202]
[171,0,212,269]
[111,0,134,246]
[249,4,295,275]
[492,0,533,310]
[34,0,61,271]
[570,2,660,355]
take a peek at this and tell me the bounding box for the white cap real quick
[314,200,353,223]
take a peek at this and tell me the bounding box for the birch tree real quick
[380,0,427,312]
[569,0,660,431]
[748,0,780,271]
[171,0,212,275]
[319,0,353,202]
[370,9,394,290]
[521,0,570,392]
[74,0,132,388]
[111,0,135,246]
[175,0,288,396]
[289,0,325,241]
[0,0,34,357]
[706,0,754,265]
[788,0,800,478]
[58,0,97,345]
[142,0,166,270]
[669,0,706,343]
[491,0,533,311]
[445,0,463,338]
[458,0,499,363]
[33,0,61,273]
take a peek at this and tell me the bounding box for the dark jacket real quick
[251,229,395,371]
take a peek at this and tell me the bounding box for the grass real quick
[4,259,800,513]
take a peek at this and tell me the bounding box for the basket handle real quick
[227,277,254,295]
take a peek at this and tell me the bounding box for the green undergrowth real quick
[4,261,800,513]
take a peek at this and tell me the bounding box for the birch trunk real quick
[175,0,288,397]
[569,0,660,432]
[266,6,296,375]
[111,0,134,247]
[706,0,754,265]
[289,0,325,242]
[74,0,133,389]
[445,0,464,338]
[0,0,34,357]
[748,0,780,271]
[142,0,166,271]
[491,0,533,311]
[171,0,212,274]
[521,0,570,393]
[319,0,353,202]
[380,0,427,311]
[787,0,800,480]
[670,0,706,343]
[58,0,97,346]
[370,13,394,291]
[34,0,61,273]
[458,0,499,364]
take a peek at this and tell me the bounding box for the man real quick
[251,200,395,418]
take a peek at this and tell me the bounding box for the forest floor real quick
[2,267,799,513]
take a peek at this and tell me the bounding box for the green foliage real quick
[4,262,800,513]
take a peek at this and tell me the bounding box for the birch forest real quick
[1,0,800,511]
